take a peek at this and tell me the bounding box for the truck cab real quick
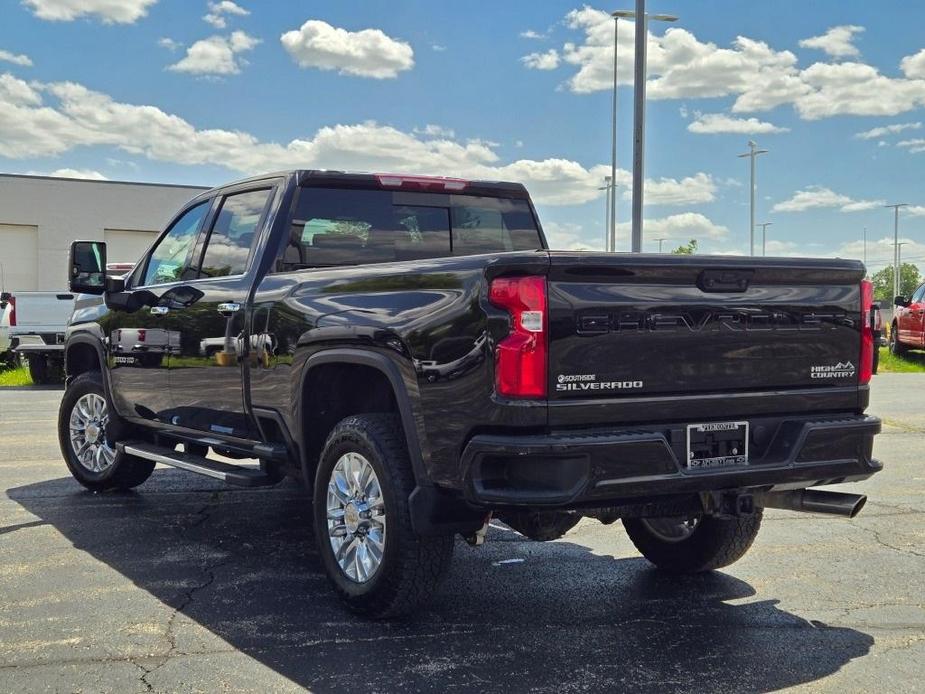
[891,283,925,353]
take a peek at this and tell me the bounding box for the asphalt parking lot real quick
[1,376,923,694]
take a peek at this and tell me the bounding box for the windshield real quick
[280,187,543,268]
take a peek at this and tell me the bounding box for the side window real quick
[142,202,209,286]
[198,189,272,278]
[912,284,925,303]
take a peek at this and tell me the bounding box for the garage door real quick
[0,224,38,292]
[104,228,159,266]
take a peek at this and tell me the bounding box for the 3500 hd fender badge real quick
[556,374,643,391]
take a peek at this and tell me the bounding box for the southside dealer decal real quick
[556,374,643,391]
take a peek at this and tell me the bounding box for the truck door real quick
[106,200,211,422]
[906,284,925,347]
[165,186,275,440]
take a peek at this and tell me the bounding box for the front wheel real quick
[313,414,454,618]
[623,510,762,573]
[889,324,907,356]
[58,371,155,492]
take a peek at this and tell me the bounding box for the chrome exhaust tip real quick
[754,489,867,518]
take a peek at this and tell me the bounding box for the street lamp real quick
[653,237,667,253]
[885,203,909,300]
[598,176,613,250]
[757,222,772,256]
[612,3,677,254]
[738,140,768,256]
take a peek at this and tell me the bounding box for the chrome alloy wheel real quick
[641,515,701,543]
[69,392,116,473]
[326,452,387,583]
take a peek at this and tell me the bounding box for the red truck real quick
[890,282,925,354]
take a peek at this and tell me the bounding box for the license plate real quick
[686,421,749,469]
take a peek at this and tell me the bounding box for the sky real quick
[1,0,925,272]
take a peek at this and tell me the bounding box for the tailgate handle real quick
[698,269,754,293]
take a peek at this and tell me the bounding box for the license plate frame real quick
[685,421,749,470]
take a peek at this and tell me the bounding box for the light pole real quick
[653,237,667,253]
[598,176,613,250]
[885,203,909,300]
[738,140,768,256]
[863,226,867,268]
[757,222,772,256]
[898,242,909,295]
[613,3,677,253]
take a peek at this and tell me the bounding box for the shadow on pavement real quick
[8,472,874,692]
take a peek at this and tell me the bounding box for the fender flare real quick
[297,348,429,485]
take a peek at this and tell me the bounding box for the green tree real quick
[871,263,921,301]
[671,239,698,255]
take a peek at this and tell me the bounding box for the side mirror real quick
[69,241,108,295]
[894,296,909,308]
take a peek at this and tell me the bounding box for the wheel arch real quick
[297,349,428,489]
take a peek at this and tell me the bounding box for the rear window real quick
[278,187,542,269]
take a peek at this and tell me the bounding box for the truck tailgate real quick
[546,253,865,421]
[9,292,75,334]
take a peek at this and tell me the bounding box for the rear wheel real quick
[28,355,64,384]
[313,414,454,618]
[623,510,762,573]
[58,371,155,492]
[889,323,907,356]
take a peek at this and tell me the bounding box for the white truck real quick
[4,290,75,383]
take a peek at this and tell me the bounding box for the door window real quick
[141,202,209,286]
[198,189,272,277]
[911,284,925,303]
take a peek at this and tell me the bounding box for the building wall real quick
[0,174,208,292]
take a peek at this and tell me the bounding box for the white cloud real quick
[623,172,717,206]
[855,122,921,139]
[772,186,884,213]
[616,212,729,240]
[21,0,157,23]
[0,49,32,67]
[280,20,414,79]
[520,30,548,40]
[413,124,455,138]
[42,168,108,180]
[203,0,248,29]
[532,9,925,121]
[168,31,259,76]
[799,25,864,58]
[687,113,789,134]
[521,49,559,71]
[0,73,724,209]
[543,221,595,250]
[901,49,925,79]
[431,44,446,52]
[897,138,925,154]
[157,37,181,51]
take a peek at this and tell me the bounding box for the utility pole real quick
[863,226,867,268]
[737,140,768,256]
[617,2,676,253]
[757,222,772,256]
[609,15,619,253]
[885,203,909,300]
[898,242,909,295]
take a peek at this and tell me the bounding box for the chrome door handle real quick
[150,306,169,316]
[217,302,241,314]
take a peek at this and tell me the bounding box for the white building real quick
[0,174,208,292]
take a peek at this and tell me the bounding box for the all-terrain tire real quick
[889,323,908,356]
[313,413,454,619]
[498,510,580,541]
[58,371,155,492]
[623,510,763,573]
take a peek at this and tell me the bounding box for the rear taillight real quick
[489,276,547,398]
[137,329,146,342]
[7,296,14,327]
[859,279,874,385]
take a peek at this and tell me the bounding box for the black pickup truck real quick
[61,170,881,617]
